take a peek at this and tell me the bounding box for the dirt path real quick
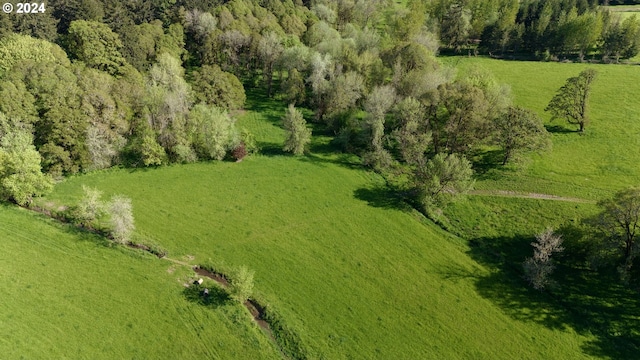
[469,190,596,204]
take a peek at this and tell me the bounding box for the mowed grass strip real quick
[444,57,640,199]
[43,155,596,358]
[0,205,280,359]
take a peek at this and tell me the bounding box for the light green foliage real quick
[392,97,432,166]
[146,53,192,153]
[107,195,135,244]
[324,71,365,123]
[190,64,246,110]
[257,32,284,97]
[545,68,597,133]
[364,85,396,151]
[0,116,52,205]
[66,20,126,75]
[77,67,129,170]
[240,128,259,155]
[493,106,551,165]
[187,104,238,160]
[416,153,474,210]
[0,34,68,77]
[137,126,167,166]
[282,104,311,156]
[185,9,217,41]
[228,266,255,303]
[434,80,492,154]
[73,185,104,226]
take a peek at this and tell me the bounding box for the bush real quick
[72,185,105,227]
[231,143,248,161]
[228,266,254,303]
[107,195,135,244]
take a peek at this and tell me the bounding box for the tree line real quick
[0,0,597,211]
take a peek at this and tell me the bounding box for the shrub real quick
[72,185,105,227]
[107,195,135,244]
[228,266,254,303]
[232,143,248,161]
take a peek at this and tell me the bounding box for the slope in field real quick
[0,205,280,359]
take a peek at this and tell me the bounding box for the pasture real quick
[443,57,640,199]
[36,95,602,358]
[0,205,280,359]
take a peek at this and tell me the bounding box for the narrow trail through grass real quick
[469,190,596,203]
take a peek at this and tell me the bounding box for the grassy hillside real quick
[0,205,280,359]
[436,57,640,359]
[36,88,602,358]
[443,57,640,200]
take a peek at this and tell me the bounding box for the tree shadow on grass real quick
[257,142,287,156]
[464,225,640,359]
[353,185,412,212]
[299,153,364,170]
[183,284,230,309]
[545,124,577,134]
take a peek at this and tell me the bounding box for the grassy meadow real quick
[12,56,640,359]
[0,205,280,359]
[443,57,640,200]
[34,88,613,358]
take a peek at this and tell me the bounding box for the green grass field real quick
[442,57,640,200]
[0,205,280,359]
[33,85,613,358]
[13,57,640,358]
[606,4,640,21]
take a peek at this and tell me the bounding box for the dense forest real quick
[0,0,636,215]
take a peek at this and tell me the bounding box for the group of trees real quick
[525,186,640,290]
[0,0,565,212]
[72,185,135,244]
[430,0,640,61]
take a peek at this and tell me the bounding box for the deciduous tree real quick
[523,228,564,290]
[493,106,551,165]
[283,104,311,156]
[0,116,53,205]
[415,152,474,211]
[107,195,135,244]
[588,187,640,280]
[545,68,597,133]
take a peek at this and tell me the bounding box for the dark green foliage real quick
[65,20,126,75]
[49,0,105,33]
[545,68,597,132]
[13,61,91,176]
[493,106,551,165]
[190,65,246,110]
[587,187,640,281]
[602,15,640,62]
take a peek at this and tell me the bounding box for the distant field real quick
[606,4,640,19]
[442,57,640,199]
[0,205,279,359]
